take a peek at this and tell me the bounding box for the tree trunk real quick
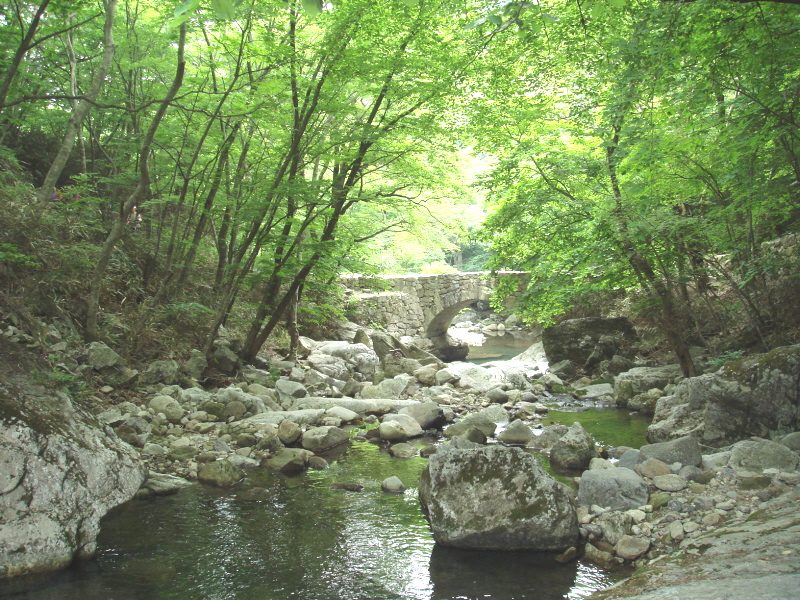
[85,24,186,341]
[0,0,51,116]
[37,0,117,204]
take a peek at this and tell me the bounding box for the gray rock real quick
[382,476,406,493]
[361,375,412,400]
[227,454,260,469]
[140,360,181,386]
[138,473,192,497]
[497,420,534,446]
[542,317,638,366]
[640,435,702,468]
[435,368,460,386]
[635,458,672,479]
[88,341,124,370]
[419,445,578,550]
[278,420,302,445]
[301,426,349,452]
[325,406,359,423]
[178,386,212,406]
[615,535,650,561]
[535,424,569,449]
[615,365,682,407]
[198,459,243,487]
[380,413,424,441]
[485,387,510,403]
[223,400,247,421]
[149,395,184,423]
[414,365,439,386]
[275,379,308,403]
[115,416,151,447]
[142,442,167,456]
[183,350,207,379]
[315,341,380,379]
[550,422,600,470]
[0,376,145,577]
[210,345,241,374]
[617,448,641,470]
[729,439,799,473]
[702,450,731,470]
[477,405,510,424]
[780,431,800,451]
[265,448,309,474]
[444,414,497,439]
[578,468,650,510]
[647,345,800,447]
[389,443,418,458]
[597,511,633,545]
[653,474,688,492]
[399,401,446,430]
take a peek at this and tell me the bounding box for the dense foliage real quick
[1,0,798,363]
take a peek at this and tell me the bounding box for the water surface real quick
[2,441,623,600]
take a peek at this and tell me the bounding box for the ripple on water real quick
[4,441,624,600]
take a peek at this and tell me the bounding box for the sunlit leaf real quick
[211,0,236,19]
[301,0,323,15]
[173,0,199,18]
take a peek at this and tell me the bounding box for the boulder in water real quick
[418,445,578,550]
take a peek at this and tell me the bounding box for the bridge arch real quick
[343,272,528,357]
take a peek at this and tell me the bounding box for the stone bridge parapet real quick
[342,271,529,342]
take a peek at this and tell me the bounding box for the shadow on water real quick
[429,545,577,600]
[1,441,624,600]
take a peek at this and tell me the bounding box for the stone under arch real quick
[343,271,529,360]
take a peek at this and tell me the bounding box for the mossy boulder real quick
[647,344,800,447]
[418,445,578,550]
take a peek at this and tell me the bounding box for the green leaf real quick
[211,0,236,19]
[301,0,322,16]
[488,15,503,26]
[607,0,626,7]
[168,11,192,29]
[173,0,199,18]
[399,0,419,6]
[465,16,488,30]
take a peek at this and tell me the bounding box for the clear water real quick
[2,441,624,600]
[466,333,538,363]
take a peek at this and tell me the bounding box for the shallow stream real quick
[4,439,628,600]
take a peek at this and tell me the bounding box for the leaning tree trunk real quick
[84,24,186,341]
[37,0,117,204]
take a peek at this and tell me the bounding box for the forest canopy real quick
[1,0,798,368]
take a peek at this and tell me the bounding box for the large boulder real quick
[315,341,380,379]
[549,422,600,470]
[149,394,184,423]
[0,344,146,578]
[379,413,424,441]
[639,435,702,468]
[140,359,181,386]
[361,375,413,400]
[647,344,800,447]
[577,468,650,510]
[728,439,799,473]
[614,365,682,408]
[419,445,578,550]
[87,341,124,370]
[443,414,497,439]
[542,317,638,367]
[197,459,242,487]
[399,402,446,430]
[300,426,350,452]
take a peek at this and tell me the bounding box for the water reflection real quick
[429,545,576,600]
[1,442,621,600]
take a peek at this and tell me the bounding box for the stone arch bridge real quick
[342,271,529,351]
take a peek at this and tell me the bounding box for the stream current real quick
[3,337,643,600]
